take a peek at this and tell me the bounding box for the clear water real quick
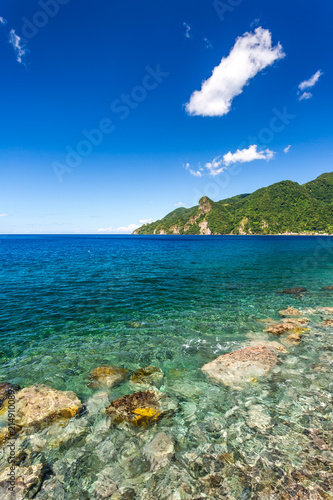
[0,235,333,499]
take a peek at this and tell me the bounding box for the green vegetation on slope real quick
[134,172,333,235]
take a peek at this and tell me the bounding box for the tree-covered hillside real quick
[134,172,333,235]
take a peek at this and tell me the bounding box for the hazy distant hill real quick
[134,172,333,235]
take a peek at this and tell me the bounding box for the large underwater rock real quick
[0,464,47,500]
[201,346,278,387]
[15,385,82,429]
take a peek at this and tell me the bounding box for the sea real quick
[0,235,333,498]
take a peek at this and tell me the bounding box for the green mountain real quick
[134,172,333,235]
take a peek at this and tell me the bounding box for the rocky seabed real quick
[0,304,333,499]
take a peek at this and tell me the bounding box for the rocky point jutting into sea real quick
[0,235,333,498]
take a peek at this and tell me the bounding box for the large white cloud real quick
[186,145,275,177]
[185,27,285,117]
[298,70,323,91]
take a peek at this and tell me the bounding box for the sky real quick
[0,0,332,234]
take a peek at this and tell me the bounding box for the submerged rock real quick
[0,464,47,500]
[281,317,309,326]
[317,306,333,315]
[130,366,164,389]
[248,340,288,354]
[105,390,176,427]
[285,333,302,344]
[265,322,296,335]
[279,307,302,316]
[321,286,333,290]
[255,317,275,324]
[279,287,307,295]
[144,432,174,471]
[322,319,333,327]
[14,385,82,429]
[201,346,278,387]
[88,366,129,389]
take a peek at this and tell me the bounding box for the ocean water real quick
[1,235,333,498]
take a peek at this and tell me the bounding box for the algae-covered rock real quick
[321,286,333,290]
[279,307,302,316]
[265,322,296,335]
[130,366,164,389]
[14,385,82,429]
[88,366,129,389]
[201,346,277,387]
[144,432,174,471]
[105,390,176,427]
[0,464,47,499]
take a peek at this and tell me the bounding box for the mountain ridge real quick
[133,172,333,235]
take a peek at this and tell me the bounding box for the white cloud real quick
[183,22,191,39]
[174,202,184,207]
[139,218,153,224]
[8,29,28,64]
[184,162,203,177]
[0,213,8,217]
[98,224,140,234]
[223,145,275,166]
[204,156,226,176]
[185,145,275,177]
[298,70,323,91]
[284,145,291,154]
[299,91,312,101]
[0,17,7,25]
[185,27,285,117]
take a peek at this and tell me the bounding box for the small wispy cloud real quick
[184,162,203,177]
[174,202,185,207]
[8,29,28,65]
[139,218,153,224]
[183,22,191,39]
[203,38,212,49]
[284,145,291,154]
[298,91,312,101]
[0,213,8,217]
[185,145,275,177]
[298,70,323,91]
[185,27,285,117]
[297,70,323,101]
[0,16,7,25]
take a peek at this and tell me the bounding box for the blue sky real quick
[0,0,332,233]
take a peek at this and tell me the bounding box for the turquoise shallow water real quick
[1,235,333,498]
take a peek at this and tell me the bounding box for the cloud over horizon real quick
[97,223,140,234]
[185,27,285,117]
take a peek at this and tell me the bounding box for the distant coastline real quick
[134,172,333,236]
